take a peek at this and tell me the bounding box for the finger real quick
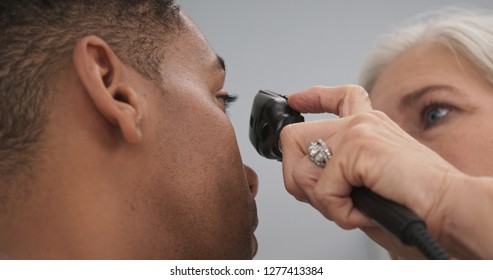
[280,119,342,157]
[284,156,324,203]
[303,137,373,229]
[288,85,372,117]
[280,120,341,200]
[307,180,373,229]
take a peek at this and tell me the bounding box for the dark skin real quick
[0,12,258,259]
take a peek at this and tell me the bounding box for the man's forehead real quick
[173,12,219,63]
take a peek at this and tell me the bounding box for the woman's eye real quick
[423,106,450,127]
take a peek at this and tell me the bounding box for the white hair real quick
[359,8,493,92]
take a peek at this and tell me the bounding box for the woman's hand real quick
[280,85,463,259]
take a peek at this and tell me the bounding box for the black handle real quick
[351,187,449,259]
[351,187,425,245]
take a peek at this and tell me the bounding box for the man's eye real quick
[422,105,450,128]
[218,94,238,109]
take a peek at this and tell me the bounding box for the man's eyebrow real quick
[399,85,453,109]
[216,54,226,72]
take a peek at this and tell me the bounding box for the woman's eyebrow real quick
[399,85,453,109]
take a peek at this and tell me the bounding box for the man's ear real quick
[73,35,142,144]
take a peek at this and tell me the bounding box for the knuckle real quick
[346,85,371,106]
[284,183,302,198]
[293,165,321,191]
[372,110,392,123]
[282,172,298,196]
[346,84,367,95]
[311,187,356,229]
[348,111,382,127]
[335,220,357,230]
[342,114,382,150]
[346,84,369,98]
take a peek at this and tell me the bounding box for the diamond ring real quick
[307,139,331,167]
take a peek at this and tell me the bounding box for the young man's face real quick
[127,12,258,259]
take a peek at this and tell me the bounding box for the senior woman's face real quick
[370,43,493,176]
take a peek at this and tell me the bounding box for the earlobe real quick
[73,35,143,144]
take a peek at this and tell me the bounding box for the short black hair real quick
[0,0,183,183]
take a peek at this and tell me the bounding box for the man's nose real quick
[243,165,258,197]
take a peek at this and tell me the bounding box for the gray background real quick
[177,0,493,259]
